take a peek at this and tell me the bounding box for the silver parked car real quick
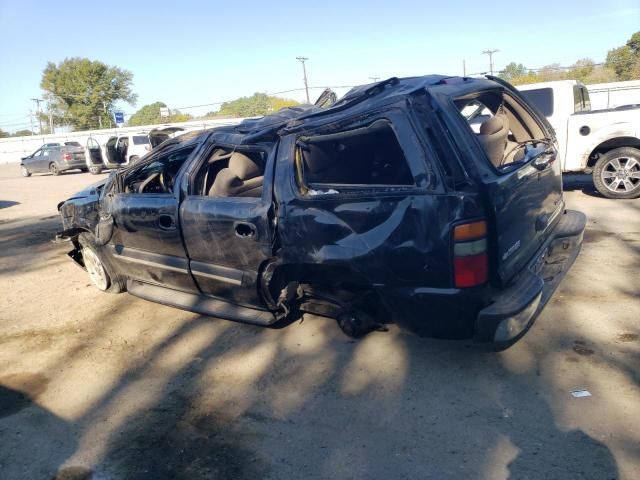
[20,144,87,177]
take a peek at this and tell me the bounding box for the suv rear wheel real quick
[593,147,640,199]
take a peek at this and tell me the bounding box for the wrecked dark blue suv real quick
[57,75,586,349]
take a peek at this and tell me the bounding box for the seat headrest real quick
[229,152,261,180]
[479,115,508,136]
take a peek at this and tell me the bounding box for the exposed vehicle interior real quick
[456,91,548,170]
[193,147,266,197]
[124,146,195,194]
[86,137,103,164]
[295,119,414,190]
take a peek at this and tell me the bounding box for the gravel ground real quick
[0,164,638,480]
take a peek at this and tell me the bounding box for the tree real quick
[12,129,33,137]
[605,31,640,81]
[0,129,9,138]
[569,58,595,82]
[40,58,136,130]
[218,93,299,117]
[128,101,193,126]
[500,62,528,82]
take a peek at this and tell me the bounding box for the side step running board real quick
[127,280,276,326]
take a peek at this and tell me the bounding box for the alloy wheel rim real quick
[83,248,108,290]
[601,156,640,193]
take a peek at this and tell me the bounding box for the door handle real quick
[158,214,176,230]
[533,151,556,171]
[234,222,256,238]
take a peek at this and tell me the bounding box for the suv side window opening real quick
[123,146,195,194]
[191,146,267,198]
[455,91,547,172]
[295,119,415,193]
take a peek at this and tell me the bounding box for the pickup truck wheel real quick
[49,163,61,176]
[593,148,640,199]
[20,165,31,177]
[89,165,102,175]
[129,155,140,165]
[78,233,125,293]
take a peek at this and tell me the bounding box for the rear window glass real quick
[520,88,554,117]
[132,135,150,145]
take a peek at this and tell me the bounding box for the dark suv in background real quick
[57,75,586,349]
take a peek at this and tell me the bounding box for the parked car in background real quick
[21,144,87,177]
[57,75,585,350]
[517,80,640,199]
[85,127,185,174]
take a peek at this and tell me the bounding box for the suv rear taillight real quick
[62,153,72,161]
[453,220,488,288]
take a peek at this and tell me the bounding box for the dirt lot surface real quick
[0,164,638,480]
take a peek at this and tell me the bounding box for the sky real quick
[0,0,638,132]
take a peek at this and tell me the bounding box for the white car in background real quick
[85,127,185,174]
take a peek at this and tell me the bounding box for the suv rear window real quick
[297,120,414,187]
[520,88,554,117]
[132,135,150,145]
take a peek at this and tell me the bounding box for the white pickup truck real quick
[518,80,640,199]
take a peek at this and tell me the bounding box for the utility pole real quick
[481,49,499,76]
[29,111,35,135]
[31,98,44,134]
[369,76,380,82]
[296,56,310,104]
[46,95,53,134]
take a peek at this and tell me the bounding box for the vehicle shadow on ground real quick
[0,215,66,277]
[4,204,639,479]
[562,173,602,197]
[0,200,20,209]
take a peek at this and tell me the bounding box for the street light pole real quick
[296,56,310,104]
[481,49,499,76]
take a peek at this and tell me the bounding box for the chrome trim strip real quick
[116,255,189,274]
[191,269,243,286]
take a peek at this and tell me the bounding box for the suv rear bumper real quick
[474,209,586,349]
[57,159,87,171]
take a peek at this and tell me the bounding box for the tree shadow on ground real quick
[2,196,637,479]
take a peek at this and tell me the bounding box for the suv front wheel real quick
[593,147,640,199]
[78,233,126,293]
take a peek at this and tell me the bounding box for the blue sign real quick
[114,111,125,124]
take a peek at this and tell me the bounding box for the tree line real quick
[500,31,640,85]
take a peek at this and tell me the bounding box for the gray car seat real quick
[209,152,263,197]
[477,115,509,168]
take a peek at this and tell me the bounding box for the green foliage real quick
[0,129,9,138]
[128,101,193,126]
[503,31,639,86]
[500,62,528,82]
[40,57,136,130]
[217,93,299,117]
[605,45,637,81]
[12,129,33,137]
